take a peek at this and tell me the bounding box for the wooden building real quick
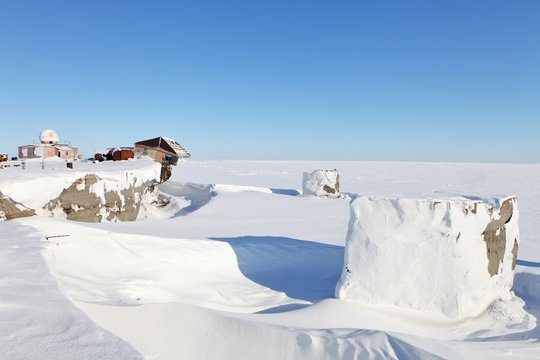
[134,136,190,165]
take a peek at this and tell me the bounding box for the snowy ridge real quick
[0,221,141,359]
[76,301,444,360]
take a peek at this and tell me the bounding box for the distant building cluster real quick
[3,130,191,172]
[95,136,191,165]
[18,129,78,161]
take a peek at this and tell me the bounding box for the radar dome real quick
[40,129,59,144]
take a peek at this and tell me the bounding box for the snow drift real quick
[336,196,520,319]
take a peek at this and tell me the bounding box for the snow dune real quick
[0,221,141,360]
[75,301,444,360]
[25,217,320,313]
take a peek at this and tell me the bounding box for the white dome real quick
[40,129,59,144]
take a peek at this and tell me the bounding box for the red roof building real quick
[134,136,190,165]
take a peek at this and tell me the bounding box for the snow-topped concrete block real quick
[302,169,340,198]
[43,174,159,222]
[335,196,519,319]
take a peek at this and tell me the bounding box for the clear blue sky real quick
[1,1,538,162]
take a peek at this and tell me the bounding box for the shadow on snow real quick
[516,259,540,268]
[209,236,344,305]
[269,188,301,196]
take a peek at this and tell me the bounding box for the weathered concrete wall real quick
[336,196,520,320]
[43,174,157,222]
[483,198,519,275]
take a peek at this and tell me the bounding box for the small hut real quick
[134,136,190,165]
[134,136,190,183]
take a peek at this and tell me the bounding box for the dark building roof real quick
[134,136,191,158]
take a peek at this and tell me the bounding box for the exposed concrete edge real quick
[0,191,36,220]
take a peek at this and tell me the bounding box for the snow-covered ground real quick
[1,160,540,359]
